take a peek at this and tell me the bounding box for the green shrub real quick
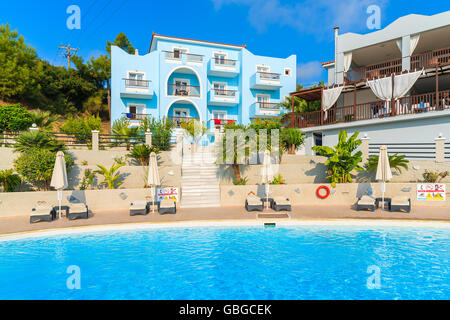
[0,105,33,131]
[365,153,409,174]
[61,114,102,142]
[127,144,159,166]
[313,130,363,187]
[14,149,74,190]
[422,169,448,183]
[0,169,21,192]
[80,168,95,190]
[233,176,248,185]
[271,174,286,185]
[14,130,66,153]
[94,162,125,189]
[112,117,140,150]
[139,116,174,150]
[28,110,59,131]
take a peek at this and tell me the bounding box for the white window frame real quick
[284,68,292,77]
[212,110,227,120]
[213,51,228,65]
[256,94,270,103]
[212,81,227,91]
[127,71,146,79]
[173,108,190,118]
[126,103,145,114]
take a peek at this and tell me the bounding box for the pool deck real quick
[0,204,449,236]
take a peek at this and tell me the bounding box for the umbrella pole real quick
[152,186,155,214]
[58,189,62,219]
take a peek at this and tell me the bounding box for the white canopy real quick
[375,145,392,210]
[322,86,344,120]
[344,52,352,72]
[366,69,423,102]
[148,152,160,187]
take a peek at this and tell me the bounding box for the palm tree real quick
[365,153,409,173]
[112,117,140,150]
[14,130,66,153]
[28,110,59,131]
[281,128,304,154]
[94,162,125,189]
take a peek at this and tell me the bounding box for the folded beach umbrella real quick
[147,152,160,213]
[50,151,68,219]
[261,150,274,209]
[375,145,392,210]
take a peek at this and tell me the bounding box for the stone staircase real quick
[180,147,221,208]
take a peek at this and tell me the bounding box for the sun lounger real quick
[245,194,263,212]
[356,195,378,212]
[389,196,411,213]
[272,196,292,212]
[30,201,55,223]
[158,199,176,214]
[68,203,89,220]
[130,200,149,216]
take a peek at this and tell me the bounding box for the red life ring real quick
[316,186,330,199]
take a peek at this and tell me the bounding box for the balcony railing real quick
[214,57,237,66]
[290,90,450,129]
[122,113,149,120]
[168,84,200,97]
[258,102,281,109]
[124,78,151,88]
[346,46,450,82]
[213,89,236,97]
[163,50,203,63]
[258,71,281,80]
[168,116,200,128]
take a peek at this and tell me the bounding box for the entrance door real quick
[173,108,189,128]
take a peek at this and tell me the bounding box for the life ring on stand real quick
[316,186,330,199]
[248,191,256,196]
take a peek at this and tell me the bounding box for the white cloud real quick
[297,61,323,81]
[211,0,389,35]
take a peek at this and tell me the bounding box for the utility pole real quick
[58,44,79,69]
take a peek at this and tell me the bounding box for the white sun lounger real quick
[30,201,55,223]
[158,199,176,214]
[356,195,378,212]
[272,196,292,212]
[130,200,149,216]
[389,196,411,213]
[245,194,263,212]
[68,203,89,220]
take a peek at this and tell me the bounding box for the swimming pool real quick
[0,224,449,300]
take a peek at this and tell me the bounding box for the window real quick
[174,79,190,96]
[213,82,227,96]
[284,68,292,77]
[214,53,227,65]
[257,65,270,73]
[256,94,270,109]
[127,72,145,87]
[173,47,187,59]
[126,104,145,119]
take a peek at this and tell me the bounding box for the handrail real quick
[123,78,150,88]
[258,71,280,80]
[213,89,236,97]
[213,57,237,66]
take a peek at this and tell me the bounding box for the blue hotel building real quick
[111,33,296,141]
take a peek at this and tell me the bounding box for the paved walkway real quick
[0,205,449,236]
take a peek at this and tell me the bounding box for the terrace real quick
[120,78,153,99]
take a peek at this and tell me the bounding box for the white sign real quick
[157,187,179,202]
[417,184,446,201]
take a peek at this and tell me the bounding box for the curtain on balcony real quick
[322,86,344,120]
[344,52,352,72]
[396,34,420,55]
[367,69,424,101]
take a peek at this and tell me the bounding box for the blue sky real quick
[1,1,448,86]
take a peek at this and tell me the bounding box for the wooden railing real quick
[290,90,450,129]
[346,46,450,82]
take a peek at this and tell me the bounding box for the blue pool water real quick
[0,225,449,300]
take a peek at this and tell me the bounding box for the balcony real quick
[346,46,450,82]
[168,116,200,128]
[168,84,200,97]
[210,119,236,132]
[208,88,239,106]
[122,113,150,121]
[120,79,153,99]
[250,72,282,90]
[163,51,203,65]
[250,101,284,118]
[208,58,240,77]
[289,90,450,129]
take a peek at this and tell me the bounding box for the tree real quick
[112,117,140,150]
[0,105,33,131]
[0,169,21,192]
[106,32,135,55]
[281,128,304,154]
[28,110,59,130]
[313,130,363,187]
[0,24,38,101]
[127,144,159,166]
[365,153,409,174]
[14,130,66,153]
[14,149,74,190]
